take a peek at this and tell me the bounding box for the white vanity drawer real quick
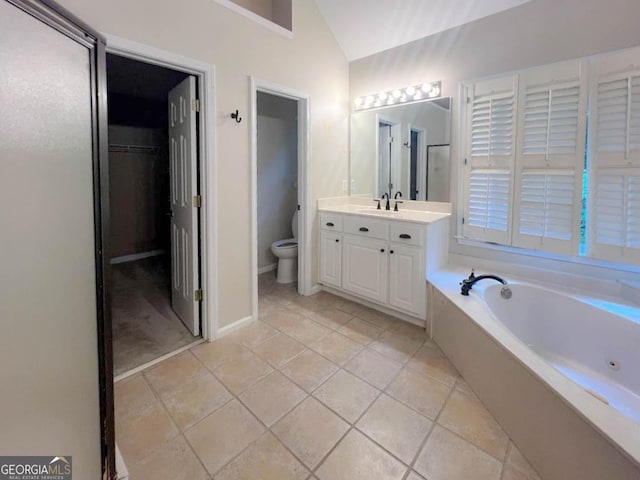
[389,222,425,246]
[320,212,343,231]
[344,216,389,240]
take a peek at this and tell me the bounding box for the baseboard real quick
[110,249,164,264]
[258,263,277,274]
[216,315,255,338]
[309,283,323,295]
[321,285,425,327]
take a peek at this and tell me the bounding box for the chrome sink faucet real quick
[381,192,390,210]
[460,269,507,296]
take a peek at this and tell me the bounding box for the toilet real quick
[271,210,298,284]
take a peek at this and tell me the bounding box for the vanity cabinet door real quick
[388,243,423,316]
[320,231,342,288]
[342,234,388,304]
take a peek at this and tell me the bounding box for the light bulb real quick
[430,86,441,97]
[405,86,416,96]
[392,89,402,99]
[365,95,374,106]
[421,83,432,94]
[354,97,363,107]
[378,92,388,101]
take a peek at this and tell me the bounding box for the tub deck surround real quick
[428,264,640,478]
[317,196,451,323]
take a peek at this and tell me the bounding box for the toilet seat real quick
[272,238,297,249]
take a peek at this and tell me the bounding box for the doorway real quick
[106,54,202,376]
[251,79,311,320]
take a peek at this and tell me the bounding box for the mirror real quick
[350,97,451,201]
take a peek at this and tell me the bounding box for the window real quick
[461,47,640,266]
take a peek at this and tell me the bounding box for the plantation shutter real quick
[513,61,587,255]
[589,47,640,264]
[463,75,517,244]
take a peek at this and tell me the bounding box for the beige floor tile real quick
[162,373,232,430]
[185,399,265,475]
[272,396,349,470]
[345,348,403,389]
[455,377,478,399]
[262,307,306,330]
[353,307,395,329]
[116,399,180,465]
[278,316,333,346]
[286,295,326,317]
[406,472,426,480]
[388,321,428,340]
[316,429,407,480]
[216,432,309,480]
[338,317,384,345]
[386,368,451,419]
[332,297,367,314]
[313,370,380,423]
[369,330,424,364]
[212,349,274,394]
[226,320,278,348]
[437,389,509,460]
[280,349,338,392]
[191,336,249,371]
[114,374,157,421]
[239,371,307,426]
[126,435,208,480]
[502,442,541,480]
[252,332,306,367]
[310,331,364,366]
[413,425,502,480]
[407,343,458,386]
[144,351,209,398]
[309,308,353,329]
[356,394,432,464]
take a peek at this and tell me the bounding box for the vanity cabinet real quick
[319,230,342,288]
[319,210,448,321]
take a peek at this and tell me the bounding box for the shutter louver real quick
[597,79,628,153]
[519,172,575,241]
[468,170,510,232]
[593,172,640,249]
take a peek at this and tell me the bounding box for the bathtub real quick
[428,268,640,480]
[483,282,640,425]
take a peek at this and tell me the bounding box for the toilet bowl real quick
[271,211,298,284]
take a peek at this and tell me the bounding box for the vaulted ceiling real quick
[314,0,534,61]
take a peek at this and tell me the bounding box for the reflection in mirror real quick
[351,98,451,202]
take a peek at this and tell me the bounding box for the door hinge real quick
[389,136,394,144]
[462,217,465,224]
[194,289,203,302]
[192,99,200,112]
[193,195,202,208]
[297,204,300,211]
[464,158,468,165]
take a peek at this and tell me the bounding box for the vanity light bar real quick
[354,81,442,111]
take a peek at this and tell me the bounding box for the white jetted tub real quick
[429,267,640,480]
[484,283,640,425]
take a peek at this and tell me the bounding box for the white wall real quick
[257,92,298,269]
[57,0,350,329]
[349,0,640,275]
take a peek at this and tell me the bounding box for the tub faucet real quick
[460,269,507,296]
[381,193,390,210]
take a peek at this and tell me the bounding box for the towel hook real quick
[230,109,242,123]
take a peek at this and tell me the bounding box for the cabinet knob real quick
[399,234,411,239]
[380,248,385,253]
[390,250,394,254]
[359,227,369,232]
[326,222,334,227]
[335,239,339,243]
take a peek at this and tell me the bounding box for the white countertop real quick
[318,204,450,225]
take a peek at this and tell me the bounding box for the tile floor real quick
[114,272,543,480]
[112,257,198,376]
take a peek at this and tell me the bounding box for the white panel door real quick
[169,76,200,335]
[320,231,342,288]
[342,234,388,303]
[389,244,423,317]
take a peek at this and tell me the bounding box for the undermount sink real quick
[356,208,398,216]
